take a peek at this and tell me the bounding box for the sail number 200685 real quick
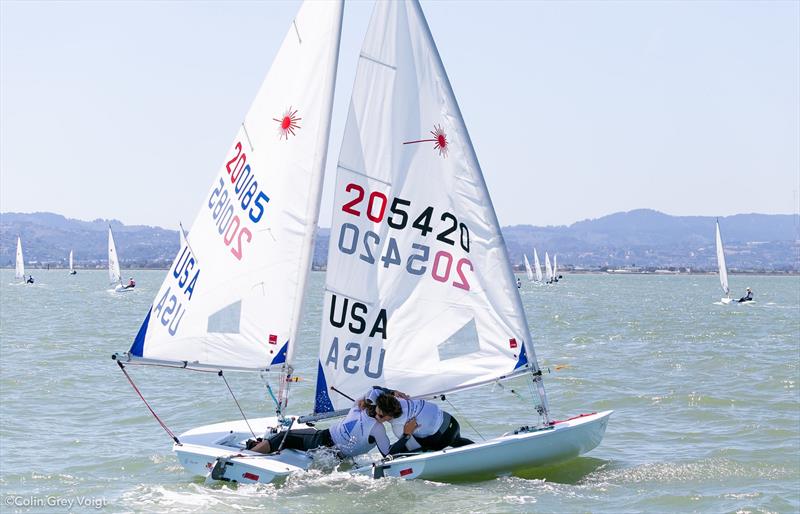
[207,142,270,260]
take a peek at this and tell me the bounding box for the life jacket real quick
[390,398,444,439]
[329,404,379,457]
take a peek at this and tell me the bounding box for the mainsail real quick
[315,0,548,415]
[523,254,534,281]
[715,219,729,296]
[545,251,553,283]
[533,248,543,282]
[108,227,121,285]
[553,254,558,278]
[128,0,344,378]
[15,237,24,281]
[69,250,74,273]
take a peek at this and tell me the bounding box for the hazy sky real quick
[1,0,798,230]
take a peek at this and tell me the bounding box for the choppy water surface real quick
[1,270,798,513]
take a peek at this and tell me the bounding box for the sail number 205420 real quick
[338,182,473,291]
[207,142,270,260]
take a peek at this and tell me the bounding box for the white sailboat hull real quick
[173,416,314,484]
[354,410,612,482]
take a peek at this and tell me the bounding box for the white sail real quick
[128,0,344,372]
[533,248,543,282]
[315,0,547,414]
[553,254,558,278]
[523,254,534,281]
[545,251,553,283]
[108,227,121,285]
[15,237,24,281]
[69,250,74,272]
[715,219,729,296]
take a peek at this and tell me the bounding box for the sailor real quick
[124,277,136,289]
[516,277,521,288]
[26,275,34,284]
[370,387,474,455]
[738,287,753,303]
[248,389,412,457]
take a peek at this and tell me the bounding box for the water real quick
[1,270,798,513]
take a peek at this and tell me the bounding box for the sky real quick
[1,0,798,230]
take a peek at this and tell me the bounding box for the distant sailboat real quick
[523,254,534,281]
[15,236,25,283]
[533,248,543,283]
[545,251,553,284]
[553,254,559,283]
[715,219,732,304]
[108,227,132,292]
[69,250,77,275]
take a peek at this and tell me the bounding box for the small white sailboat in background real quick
[108,227,131,292]
[523,254,534,282]
[553,254,559,283]
[15,236,26,283]
[69,250,77,275]
[113,0,610,486]
[533,248,543,283]
[715,219,732,304]
[544,251,553,284]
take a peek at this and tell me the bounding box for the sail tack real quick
[315,0,543,413]
[128,1,344,370]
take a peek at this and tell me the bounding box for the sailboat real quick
[553,254,559,282]
[544,251,553,284]
[715,219,732,304]
[15,236,25,283]
[69,250,77,275]
[523,254,534,282]
[533,248,543,283]
[113,0,610,485]
[108,227,131,292]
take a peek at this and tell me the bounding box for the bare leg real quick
[249,439,272,454]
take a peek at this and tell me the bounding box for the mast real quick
[277,0,345,413]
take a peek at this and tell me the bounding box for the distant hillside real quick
[503,209,799,271]
[1,210,797,271]
[0,213,178,269]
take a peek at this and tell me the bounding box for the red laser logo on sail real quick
[273,108,301,140]
[404,124,449,157]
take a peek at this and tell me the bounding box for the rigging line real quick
[178,222,199,264]
[219,371,256,439]
[265,382,280,411]
[330,386,355,402]
[444,396,484,442]
[116,361,181,445]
